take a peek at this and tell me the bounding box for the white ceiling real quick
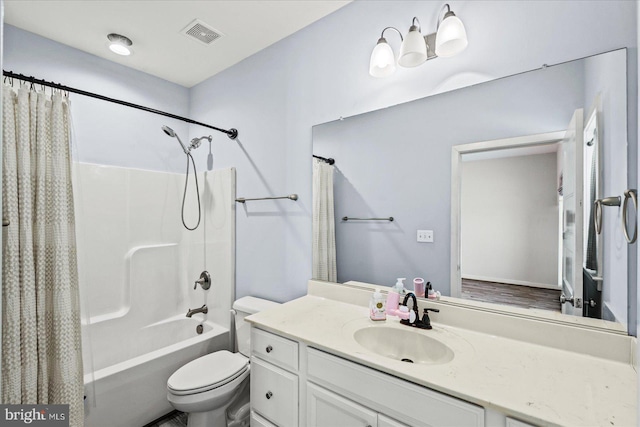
[4,1,350,88]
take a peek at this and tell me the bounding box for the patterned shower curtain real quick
[312,158,337,282]
[2,85,84,426]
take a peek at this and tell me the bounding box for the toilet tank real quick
[232,296,280,356]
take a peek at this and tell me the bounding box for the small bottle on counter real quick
[413,277,425,298]
[386,278,406,316]
[370,288,386,321]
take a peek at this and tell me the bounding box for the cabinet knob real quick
[266,391,273,399]
[266,345,273,353]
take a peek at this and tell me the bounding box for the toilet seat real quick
[167,351,248,396]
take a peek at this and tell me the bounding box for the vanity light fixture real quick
[107,33,133,56]
[369,3,468,77]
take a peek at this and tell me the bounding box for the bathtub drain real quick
[196,324,203,334]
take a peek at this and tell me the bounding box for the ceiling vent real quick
[180,19,223,45]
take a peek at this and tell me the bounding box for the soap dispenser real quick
[369,288,386,321]
[427,282,437,300]
[386,278,406,316]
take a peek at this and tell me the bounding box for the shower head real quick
[162,125,176,137]
[161,125,189,154]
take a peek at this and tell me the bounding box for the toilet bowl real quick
[167,296,279,427]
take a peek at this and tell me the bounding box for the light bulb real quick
[435,12,468,58]
[369,38,396,78]
[107,33,133,57]
[109,43,131,56]
[398,25,427,68]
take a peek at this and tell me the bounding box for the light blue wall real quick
[3,25,191,174]
[188,1,637,302]
[3,1,637,305]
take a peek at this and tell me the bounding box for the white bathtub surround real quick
[245,281,637,426]
[74,164,236,427]
[2,86,84,426]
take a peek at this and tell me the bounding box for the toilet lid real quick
[167,351,248,393]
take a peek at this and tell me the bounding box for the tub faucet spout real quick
[186,304,208,318]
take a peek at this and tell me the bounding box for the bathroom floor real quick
[144,411,187,427]
[461,279,561,312]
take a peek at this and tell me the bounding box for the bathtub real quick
[84,315,229,427]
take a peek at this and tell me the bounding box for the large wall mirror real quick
[312,48,634,333]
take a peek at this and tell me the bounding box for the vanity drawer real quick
[250,411,277,427]
[252,327,299,372]
[250,356,298,427]
[307,348,484,427]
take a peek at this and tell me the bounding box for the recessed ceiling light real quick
[107,33,133,56]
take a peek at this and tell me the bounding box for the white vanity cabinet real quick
[306,382,378,427]
[250,326,486,427]
[306,347,484,427]
[306,382,409,427]
[250,328,300,426]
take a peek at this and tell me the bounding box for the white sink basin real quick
[353,326,454,365]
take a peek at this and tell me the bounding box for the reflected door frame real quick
[451,131,566,299]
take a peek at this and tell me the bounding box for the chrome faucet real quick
[186,304,208,318]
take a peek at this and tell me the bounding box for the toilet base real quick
[187,407,227,427]
[179,375,250,427]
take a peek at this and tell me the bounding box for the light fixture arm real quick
[379,26,403,42]
[411,17,422,32]
[437,3,454,29]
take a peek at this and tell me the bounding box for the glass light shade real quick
[109,43,131,56]
[398,27,427,68]
[369,39,396,78]
[435,14,468,58]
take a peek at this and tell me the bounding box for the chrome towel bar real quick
[342,216,394,222]
[236,194,298,203]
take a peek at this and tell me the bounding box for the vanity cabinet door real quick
[506,417,537,427]
[250,357,298,427]
[307,382,378,427]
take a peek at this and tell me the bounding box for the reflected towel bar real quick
[594,196,621,234]
[622,189,637,244]
[236,194,298,203]
[342,216,394,222]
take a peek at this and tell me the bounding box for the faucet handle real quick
[193,271,211,290]
[421,308,439,329]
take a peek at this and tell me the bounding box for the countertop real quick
[246,295,637,427]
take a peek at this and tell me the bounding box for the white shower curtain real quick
[2,85,84,426]
[312,158,337,282]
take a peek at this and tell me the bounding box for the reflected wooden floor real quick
[461,279,561,312]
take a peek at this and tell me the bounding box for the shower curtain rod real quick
[313,155,335,165]
[2,70,238,140]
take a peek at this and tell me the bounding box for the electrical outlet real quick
[417,229,434,243]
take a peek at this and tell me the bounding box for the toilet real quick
[167,296,279,427]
